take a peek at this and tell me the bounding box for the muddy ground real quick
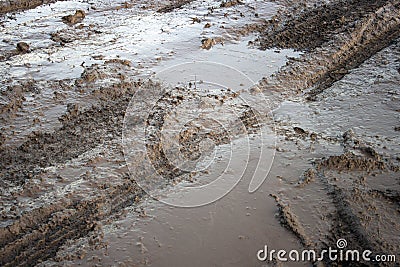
[0,0,399,266]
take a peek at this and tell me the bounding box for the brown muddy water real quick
[1,0,400,266]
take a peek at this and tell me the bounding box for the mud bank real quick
[0,0,61,14]
[269,37,400,266]
[258,0,392,50]
[0,74,148,266]
[255,2,400,263]
[257,0,400,102]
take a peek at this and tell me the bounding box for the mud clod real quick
[201,38,215,50]
[16,42,29,53]
[293,126,307,135]
[296,168,316,187]
[220,0,243,8]
[201,37,223,50]
[62,10,86,25]
[191,17,201,23]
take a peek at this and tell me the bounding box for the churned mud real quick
[0,0,60,14]
[0,0,399,266]
[271,40,400,266]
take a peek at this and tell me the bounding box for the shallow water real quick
[66,35,400,267]
[1,1,305,266]
[0,0,287,81]
[2,1,399,266]
[0,0,298,148]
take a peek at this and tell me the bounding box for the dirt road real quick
[0,0,399,266]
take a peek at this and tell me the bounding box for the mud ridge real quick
[145,87,261,181]
[258,0,400,101]
[270,194,312,248]
[316,152,386,173]
[157,0,195,13]
[0,78,149,265]
[323,182,388,265]
[0,0,62,14]
[0,86,134,187]
[258,0,390,51]
[0,178,144,266]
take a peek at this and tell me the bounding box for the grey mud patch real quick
[256,0,400,103]
[270,40,400,266]
[0,0,400,266]
[0,0,60,14]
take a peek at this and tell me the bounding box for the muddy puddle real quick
[55,145,308,267]
[269,39,400,266]
[0,0,281,80]
[1,0,400,266]
[0,0,298,148]
[0,0,304,266]
[42,38,400,264]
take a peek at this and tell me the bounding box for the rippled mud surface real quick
[271,41,400,266]
[1,0,400,266]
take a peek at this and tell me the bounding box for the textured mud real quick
[258,0,393,50]
[0,0,60,14]
[270,39,400,266]
[0,1,281,265]
[0,65,148,266]
[1,0,400,266]
[257,0,400,102]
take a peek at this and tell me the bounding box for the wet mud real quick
[0,0,399,266]
[257,0,400,101]
[258,0,393,51]
[0,0,60,14]
[270,39,400,266]
[157,0,195,13]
